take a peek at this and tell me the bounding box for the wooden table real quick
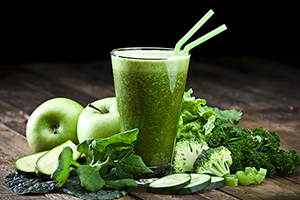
[1,55,300,199]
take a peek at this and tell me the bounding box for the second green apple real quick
[77,97,120,143]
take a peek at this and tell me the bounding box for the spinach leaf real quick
[51,128,152,192]
[115,154,153,178]
[92,128,139,152]
[77,139,104,165]
[76,165,105,192]
[104,179,137,190]
[103,168,137,190]
[50,146,80,187]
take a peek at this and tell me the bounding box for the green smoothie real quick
[111,48,190,175]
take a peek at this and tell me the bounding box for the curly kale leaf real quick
[271,149,300,177]
[3,172,59,195]
[225,128,277,177]
[225,127,300,177]
[60,175,128,200]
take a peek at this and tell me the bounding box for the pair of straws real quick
[173,9,227,56]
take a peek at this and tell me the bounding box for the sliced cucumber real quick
[14,151,47,174]
[35,140,81,178]
[147,173,191,193]
[173,173,211,194]
[204,176,225,190]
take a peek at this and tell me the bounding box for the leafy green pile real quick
[177,89,215,142]
[51,128,153,192]
[177,89,300,177]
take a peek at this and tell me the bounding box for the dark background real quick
[1,3,299,64]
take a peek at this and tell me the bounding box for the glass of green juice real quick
[111,47,190,177]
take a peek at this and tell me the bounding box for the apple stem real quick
[87,103,105,114]
[53,126,57,134]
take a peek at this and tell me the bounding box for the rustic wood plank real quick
[0,65,93,113]
[18,62,115,100]
[240,107,300,151]
[0,123,48,199]
[129,186,238,200]
[0,99,29,136]
[219,175,300,200]
[187,56,300,110]
[0,75,50,115]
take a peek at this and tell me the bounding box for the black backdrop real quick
[1,3,299,64]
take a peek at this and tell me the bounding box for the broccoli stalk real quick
[193,146,232,177]
[173,138,209,173]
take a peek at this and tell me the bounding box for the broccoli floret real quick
[193,146,232,177]
[173,138,209,173]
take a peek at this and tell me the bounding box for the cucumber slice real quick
[147,173,191,193]
[204,176,225,190]
[14,151,47,174]
[173,173,211,194]
[35,140,81,178]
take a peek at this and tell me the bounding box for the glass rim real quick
[110,47,190,60]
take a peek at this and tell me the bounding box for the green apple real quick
[77,97,120,143]
[26,98,84,153]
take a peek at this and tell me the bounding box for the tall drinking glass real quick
[111,47,190,177]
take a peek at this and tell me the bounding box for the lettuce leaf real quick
[177,89,216,142]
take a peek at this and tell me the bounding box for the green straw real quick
[173,9,214,56]
[173,9,227,56]
[181,24,227,56]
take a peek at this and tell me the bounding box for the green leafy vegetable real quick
[60,175,128,200]
[77,139,104,165]
[271,149,300,177]
[213,108,242,127]
[50,128,152,192]
[115,154,152,178]
[223,127,298,177]
[178,89,300,178]
[177,89,216,142]
[50,146,80,187]
[104,179,137,190]
[3,172,59,195]
[91,128,139,152]
[103,168,137,190]
[76,165,106,192]
[75,128,152,192]
[208,108,243,148]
